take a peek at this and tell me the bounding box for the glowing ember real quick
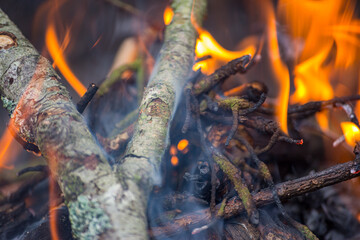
[340,122,360,147]
[91,35,102,49]
[163,6,174,25]
[45,23,86,96]
[169,145,177,156]
[177,139,189,152]
[170,156,179,166]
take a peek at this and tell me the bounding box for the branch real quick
[111,0,206,236]
[0,9,126,239]
[150,159,360,238]
[0,0,207,238]
[256,95,360,116]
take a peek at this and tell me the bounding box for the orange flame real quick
[341,122,360,147]
[264,0,290,134]
[49,177,60,240]
[278,0,360,130]
[45,23,86,96]
[193,28,256,74]
[163,6,174,25]
[0,128,16,170]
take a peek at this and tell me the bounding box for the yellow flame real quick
[193,28,256,74]
[265,0,290,134]
[278,0,360,130]
[341,122,360,147]
[45,23,86,96]
[164,6,174,25]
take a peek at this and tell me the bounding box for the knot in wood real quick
[146,98,169,117]
[0,31,17,50]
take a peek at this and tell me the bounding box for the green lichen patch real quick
[62,175,85,202]
[1,95,16,115]
[68,195,112,240]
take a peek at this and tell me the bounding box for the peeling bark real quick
[0,0,207,238]
[0,8,126,240]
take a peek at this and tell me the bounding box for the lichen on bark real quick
[0,0,207,238]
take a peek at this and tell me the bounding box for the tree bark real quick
[0,0,206,238]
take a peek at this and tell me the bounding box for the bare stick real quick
[76,83,98,113]
[257,95,360,116]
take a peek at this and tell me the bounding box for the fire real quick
[169,139,189,166]
[45,23,86,96]
[341,122,360,147]
[193,29,256,74]
[0,128,16,170]
[169,145,178,166]
[263,0,290,134]
[171,156,179,166]
[49,177,60,240]
[177,139,189,153]
[170,145,177,156]
[277,0,360,130]
[163,6,174,26]
[162,3,257,77]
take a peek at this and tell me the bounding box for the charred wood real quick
[150,159,360,238]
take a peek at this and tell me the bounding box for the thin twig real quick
[255,129,281,154]
[192,55,252,95]
[76,83,98,114]
[257,95,360,116]
[17,165,49,176]
[150,159,360,238]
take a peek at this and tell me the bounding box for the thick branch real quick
[150,159,360,238]
[0,9,128,239]
[111,1,206,237]
[0,0,207,238]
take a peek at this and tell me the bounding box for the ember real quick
[1,0,360,239]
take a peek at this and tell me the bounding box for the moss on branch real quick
[117,0,207,191]
[0,0,207,238]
